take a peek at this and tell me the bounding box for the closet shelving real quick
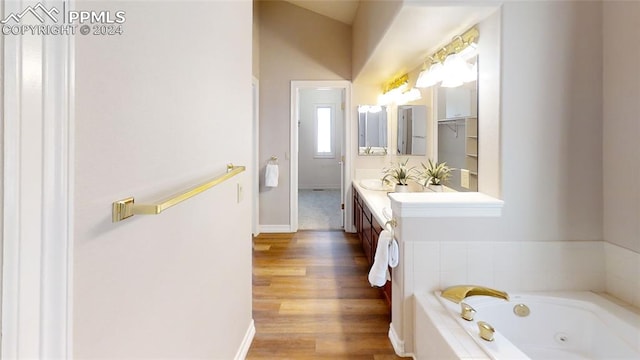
[437,82,478,191]
[465,116,479,190]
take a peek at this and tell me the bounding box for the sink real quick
[382,207,392,221]
[360,179,393,191]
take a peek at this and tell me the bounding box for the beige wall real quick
[500,1,603,242]
[258,0,351,226]
[73,1,253,357]
[352,0,403,80]
[603,1,640,254]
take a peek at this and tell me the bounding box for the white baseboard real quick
[389,324,414,359]
[344,224,356,233]
[234,319,255,360]
[259,225,293,233]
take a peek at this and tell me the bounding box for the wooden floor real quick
[247,231,403,360]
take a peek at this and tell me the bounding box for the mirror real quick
[436,56,478,191]
[397,105,427,155]
[358,105,388,155]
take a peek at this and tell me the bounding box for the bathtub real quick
[414,291,640,360]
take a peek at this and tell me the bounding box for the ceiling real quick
[284,0,360,25]
[355,4,499,85]
[280,1,499,86]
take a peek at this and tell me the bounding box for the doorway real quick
[297,88,343,230]
[289,81,352,232]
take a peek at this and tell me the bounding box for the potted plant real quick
[381,158,417,192]
[420,159,452,192]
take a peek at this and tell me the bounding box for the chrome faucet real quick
[440,285,509,304]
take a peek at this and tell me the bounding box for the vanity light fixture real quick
[359,105,383,113]
[397,88,422,105]
[378,74,409,105]
[440,53,467,88]
[378,90,400,106]
[457,41,478,61]
[416,57,444,88]
[382,73,409,94]
[415,27,479,89]
[369,105,382,113]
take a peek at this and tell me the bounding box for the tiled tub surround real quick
[400,237,605,357]
[385,193,609,357]
[605,242,640,307]
[409,239,605,295]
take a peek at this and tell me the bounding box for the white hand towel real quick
[265,164,279,187]
[368,230,393,287]
[388,238,399,268]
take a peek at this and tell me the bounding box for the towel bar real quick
[384,218,397,230]
[112,164,245,222]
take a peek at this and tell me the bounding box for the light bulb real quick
[416,62,443,88]
[377,93,388,105]
[441,53,466,88]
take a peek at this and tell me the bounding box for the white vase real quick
[428,184,443,192]
[395,184,410,192]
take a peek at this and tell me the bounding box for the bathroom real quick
[258,0,639,358]
[6,0,637,358]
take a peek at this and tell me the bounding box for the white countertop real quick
[389,191,504,218]
[352,181,392,227]
[354,178,504,220]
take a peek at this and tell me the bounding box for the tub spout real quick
[441,285,509,304]
[477,321,495,341]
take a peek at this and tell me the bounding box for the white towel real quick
[368,230,393,287]
[388,238,399,268]
[265,164,279,187]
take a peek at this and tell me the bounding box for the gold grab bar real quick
[112,164,245,222]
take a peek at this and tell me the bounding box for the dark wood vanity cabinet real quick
[353,187,392,309]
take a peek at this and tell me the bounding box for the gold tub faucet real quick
[440,285,509,304]
[460,302,476,321]
[477,321,495,341]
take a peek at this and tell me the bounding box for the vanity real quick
[352,181,392,310]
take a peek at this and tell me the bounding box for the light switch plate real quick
[461,169,470,189]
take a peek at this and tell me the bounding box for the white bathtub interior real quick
[416,291,640,360]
